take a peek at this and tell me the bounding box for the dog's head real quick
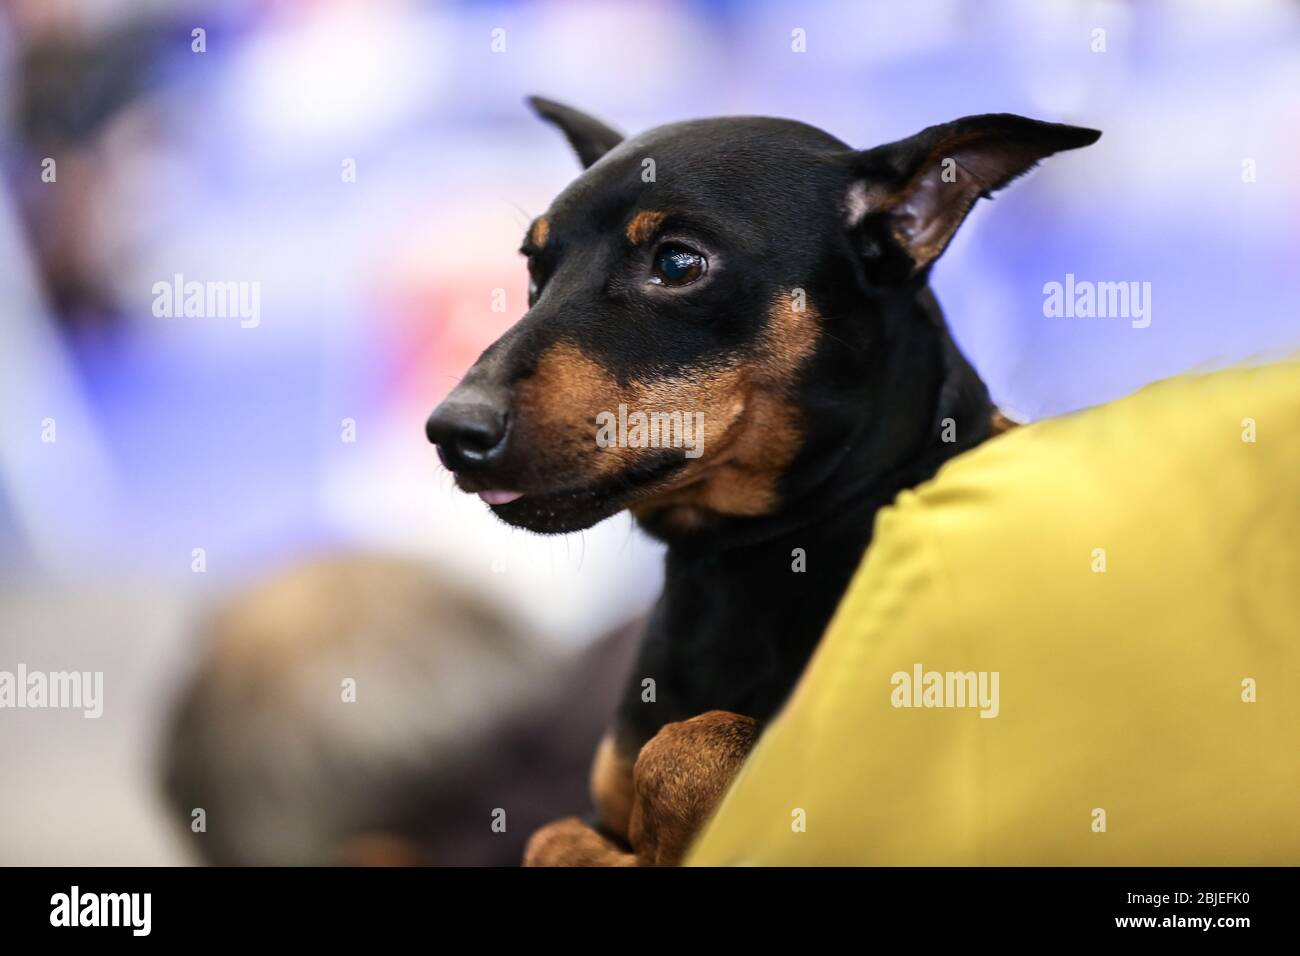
[427,97,1099,538]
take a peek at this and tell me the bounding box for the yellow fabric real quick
[689,361,1299,865]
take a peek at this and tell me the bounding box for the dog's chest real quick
[655,537,864,717]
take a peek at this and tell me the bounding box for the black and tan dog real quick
[426,97,1099,865]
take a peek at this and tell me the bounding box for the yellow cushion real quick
[689,361,1299,865]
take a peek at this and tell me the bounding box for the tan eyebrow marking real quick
[626,210,667,245]
[530,217,550,247]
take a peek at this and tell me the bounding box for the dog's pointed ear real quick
[847,114,1101,279]
[526,96,625,169]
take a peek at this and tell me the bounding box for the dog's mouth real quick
[452,452,687,534]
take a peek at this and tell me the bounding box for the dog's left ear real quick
[526,96,625,168]
[847,114,1101,279]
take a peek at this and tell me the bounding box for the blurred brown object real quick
[159,554,639,866]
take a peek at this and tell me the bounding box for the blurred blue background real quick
[0,0,1296,863]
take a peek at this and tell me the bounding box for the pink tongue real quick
[478,490,524,506]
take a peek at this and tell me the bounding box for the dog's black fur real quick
[427,97,1099,837]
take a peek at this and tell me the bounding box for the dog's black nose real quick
[426,395,510,472]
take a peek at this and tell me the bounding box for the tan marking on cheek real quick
[626,365,747,458]
[516,343,749,483]
[530,217,550,247]
[514,343,631,479]
[626,210,667,245]
[515,295,814,518]
[631,293,818,527]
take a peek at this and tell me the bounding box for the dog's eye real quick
[650,244,707,287]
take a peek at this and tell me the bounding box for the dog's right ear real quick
[526,96,624,169]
